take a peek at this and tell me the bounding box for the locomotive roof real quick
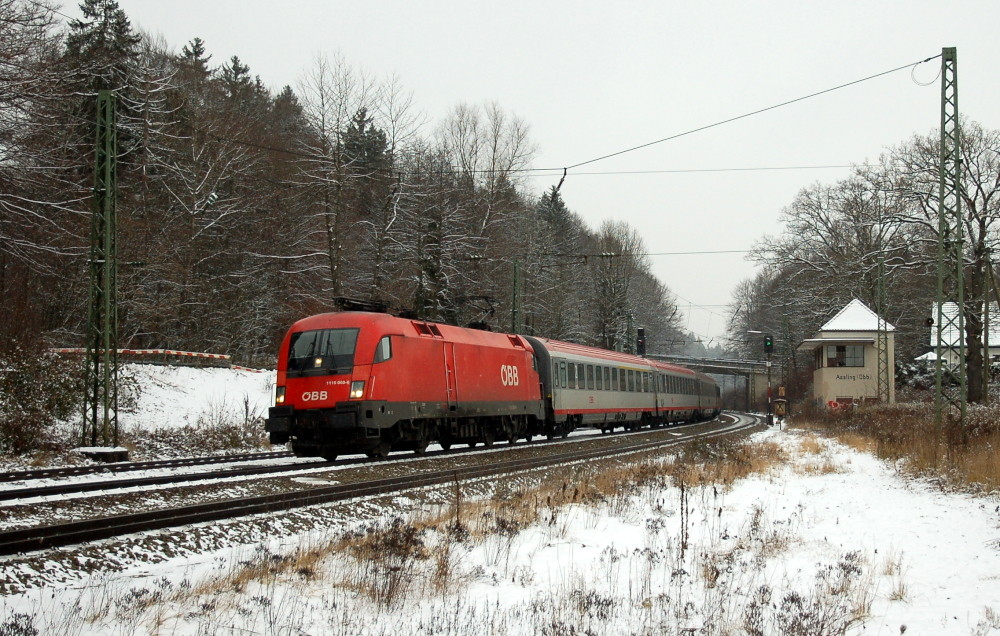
[289,312,531,349]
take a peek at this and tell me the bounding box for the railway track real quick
[0,450,295,483]
[0,456,333,502]
[0,413,762,556]
[0,417,731,502]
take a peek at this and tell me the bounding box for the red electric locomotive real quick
[266,312,544,459]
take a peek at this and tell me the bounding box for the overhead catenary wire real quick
[553,54,941,173]
[167,54,938,180]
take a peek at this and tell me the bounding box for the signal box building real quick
[797,299,895,407]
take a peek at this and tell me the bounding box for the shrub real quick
[0,345,81,455]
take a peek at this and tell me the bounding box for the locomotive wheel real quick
[414,439,429,455]
[483,429,496,447]
[440,440,452,451]
[372,440,391,459]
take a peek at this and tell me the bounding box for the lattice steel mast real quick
[934,47,966,424]
[81,90,120,447]
[876,250,891,403]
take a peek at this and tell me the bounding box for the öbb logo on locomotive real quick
[500,364,520,386]
[265,311,721,460]
[301,391,329,402]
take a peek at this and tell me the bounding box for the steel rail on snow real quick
[0,414,763,556]
[0,450,295,484]
[0,456,333,502]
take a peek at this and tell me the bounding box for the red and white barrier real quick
[49,348,271,373]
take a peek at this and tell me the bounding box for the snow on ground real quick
[3,429,999,633]
[2,365,999,634]
[119,363,275,432]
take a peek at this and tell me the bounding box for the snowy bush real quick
[0,345,80,455]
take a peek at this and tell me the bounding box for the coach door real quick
[443,341,458,409]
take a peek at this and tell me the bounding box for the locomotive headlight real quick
[313,357,323,368]
[349,381,365,399]
[275,386,286,405]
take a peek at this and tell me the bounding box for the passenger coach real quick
[524,337,721,434]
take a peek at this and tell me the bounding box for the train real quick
[265,312,721,460]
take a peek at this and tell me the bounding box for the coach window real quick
[567,363,576,389]
[559,361,567,388]
[641,372,648,393]
[596,366,603,390]
[373,336,392,363]
[626,369,634,392]
[604,367,611,391]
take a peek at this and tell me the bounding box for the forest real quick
[0,0,688,367]
[729,119,1000,404]
[5,0,1000,406]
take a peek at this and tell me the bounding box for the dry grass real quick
[792,402,1000,494]
[5,433,902,635]
[144,435,792,614]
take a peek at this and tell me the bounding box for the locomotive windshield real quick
[287,328,359,377]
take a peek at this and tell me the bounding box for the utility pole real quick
[934,46,966,426]
[511,259,521,333]
[876,221,891,404]
[747,330,773,425]
[81,90,121,453]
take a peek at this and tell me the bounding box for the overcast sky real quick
[63,0,1000,344]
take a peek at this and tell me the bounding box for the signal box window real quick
[826,345,864,367]
[287,328,359,377]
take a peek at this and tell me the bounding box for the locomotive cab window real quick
[287,328,359,377]
[373,336,392,363]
